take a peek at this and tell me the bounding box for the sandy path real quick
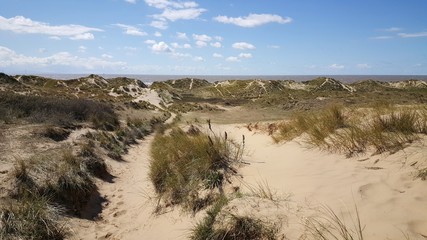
[221,124,427,240]
[70,135,197,240]
[70,123,427,240]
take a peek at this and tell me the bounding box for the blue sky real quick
[0,0,426,75]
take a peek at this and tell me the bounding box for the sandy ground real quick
[70,123,427,240]
[69,135,200,240]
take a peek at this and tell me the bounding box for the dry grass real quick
[0,196,67,240]
[0,92,119,130]
[149,125,244,212]
[273,105,427,156]
[12,150,96,216]
[190,195,280,240]
[304,205,364,240]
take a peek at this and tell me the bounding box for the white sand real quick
[70,124,427,240]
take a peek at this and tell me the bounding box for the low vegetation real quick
[0,92,119,130]
[190,195,281,240]
[273,105,427,157]
[304,205,364,240]
[0,196,67,240]
[149,125,244,212]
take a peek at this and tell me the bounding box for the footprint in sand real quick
[113,210,127,217]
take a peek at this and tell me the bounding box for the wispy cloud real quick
[214,13,292,27]
[210,42,221,48]
[383,27,402,32]
[145,0,206,29]
[176,32,189,40]
[226,56,240,62]
[329,63,344,69]
[356,63,371,69]
[0,46,125,69]
[150,20,168,30]
[371,36,393,40]
[192,33,212,42]
[213,53,223,58]
[398,31,427,38]
[232,42,255,50]
[113,24,147,36]
[239,53,252,59]
[125,0,137,3]
[0,15,102,40]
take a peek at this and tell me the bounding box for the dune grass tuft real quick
[0,196,67,240]
[273,105,427,156]
[149,126,243,212]
[190,195,280,240]
[304,205,364,240]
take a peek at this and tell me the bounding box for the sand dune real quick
[70,124,427,240]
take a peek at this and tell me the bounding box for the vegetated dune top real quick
[2,73,427,100]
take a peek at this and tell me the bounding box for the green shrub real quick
[149,127,243,212]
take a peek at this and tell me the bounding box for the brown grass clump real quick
[273,105,427,156]
[149,126,244,212]
[12,150,96,216]
[0,92,119,130]
[0,196,67,240]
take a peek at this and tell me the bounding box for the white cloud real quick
[78,46,87,53]
[154,8,205,21]
[0,16,102,40]
[49,36,61,40]
[239,53,252,59]
[114,24,147,36]
[0,45,125,69]
[268,45,280,49]
[145,0,205,26]
[195,40,207,48]
[214,13,292,27]
[38,48,47,53]
[356,63,371,69]
[151,41,173,53]
[171,42,191,49]
[144,39,157,44]
[125,0,137,3]
[150,20,168,29]
[145,0,198,9]
[329,63,344,69]
[215,36,223,41]
[193,34,212,42]
[226,56,240,62]
[193,56,204,62]
[232,42,255,50]
[102,54,113,59]
[371,36,393,40]
[176,32,188,40]
[213,53,223,58]
[123,46,138,51]
[154,31,162,37]
[70,33,95,40]
[398,32,427,38]
[210,42,222,48]
[383,27,402,32]
[171,52,191,58]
